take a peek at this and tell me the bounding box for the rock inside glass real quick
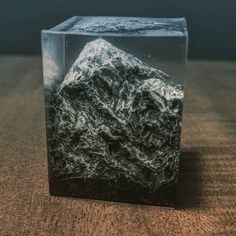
[41,16,188,206]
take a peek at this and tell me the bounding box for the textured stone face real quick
[47,38,184,204]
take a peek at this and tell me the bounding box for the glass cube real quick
[41,16,188,206]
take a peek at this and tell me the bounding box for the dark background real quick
[0,0,235,60]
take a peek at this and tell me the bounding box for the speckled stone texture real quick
[46,39,184,205]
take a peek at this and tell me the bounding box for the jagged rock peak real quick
[59,38,172,91]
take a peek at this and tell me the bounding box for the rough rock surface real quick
[47,38,184,193]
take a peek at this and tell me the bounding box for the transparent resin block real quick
[41,16,188,206]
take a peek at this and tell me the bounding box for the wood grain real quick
[0,56,235,235]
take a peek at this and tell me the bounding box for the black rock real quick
[47,38,184,205]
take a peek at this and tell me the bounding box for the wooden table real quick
[0,56,235,235]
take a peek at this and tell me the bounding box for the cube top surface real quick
[43,16,187,37]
